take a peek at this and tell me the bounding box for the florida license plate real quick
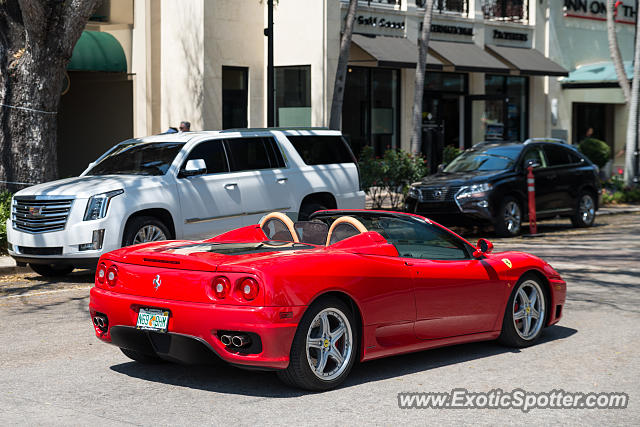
[136,308,169,332]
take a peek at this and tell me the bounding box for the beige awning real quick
[350,34,443,69]
[485,45,569,76]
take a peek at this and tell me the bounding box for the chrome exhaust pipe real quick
[93,315,108,331]
[220,335,232,346]
[232,335,250,347]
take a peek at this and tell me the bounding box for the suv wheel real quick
[122,216,170,247]
[494,196,522,237]
[299,202,327,221]
[29,264,74,277]
[571,192,596,228]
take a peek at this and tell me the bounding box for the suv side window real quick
[567,150,584,164]
[522,146,547,168]
[543,145,571,167]
[181,140,229,175]
[225,137,283,171]
[286,135,355,165]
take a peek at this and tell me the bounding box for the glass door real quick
[468,95,507,144]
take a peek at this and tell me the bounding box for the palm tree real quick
[606,0,630,103]
[410,0,435,155]
[329,0,358,130]
[607,0,640,185]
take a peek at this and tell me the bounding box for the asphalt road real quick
[1,213,639,425]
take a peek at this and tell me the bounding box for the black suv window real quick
[567,150,584,164]
[287,135,355,165]
[544,145,571,167]
[522,146,547,168]
[225,137,284,171]
[182,140,229,175]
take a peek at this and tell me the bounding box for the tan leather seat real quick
[325,216,367,246]
[259,212,300,242]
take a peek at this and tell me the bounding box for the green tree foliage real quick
[359,146,427,209]
[579,138,611,168]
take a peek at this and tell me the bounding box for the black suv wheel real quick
[494,196,522,237]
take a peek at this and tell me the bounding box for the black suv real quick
[404,139,602,237]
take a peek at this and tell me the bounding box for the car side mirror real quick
[181,159,207,177]
[525,159,541,169]
[437,163,446,173]
[473,238,494,258]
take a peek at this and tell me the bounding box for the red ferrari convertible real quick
[90,210,566,390]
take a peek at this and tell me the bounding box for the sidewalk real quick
[1,205,638,275]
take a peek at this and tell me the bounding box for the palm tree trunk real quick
[410,0,435,155]
[329,0,358,130]
[624,10,640,185]
[607,0,631,103]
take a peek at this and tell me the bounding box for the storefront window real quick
[342,67,400,157]
[485,75,528,141]
[222,66,248,129]
[275,66,311,127]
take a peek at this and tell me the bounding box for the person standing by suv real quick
[404,139,601,237]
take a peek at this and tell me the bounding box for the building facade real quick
[60,0,634,177]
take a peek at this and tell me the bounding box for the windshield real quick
[443,145,521,173]
[86,141,185,176]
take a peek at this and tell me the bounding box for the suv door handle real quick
[277,177,288,183]
[224,183,237,190]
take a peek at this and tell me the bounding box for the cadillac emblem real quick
[153,274,162,290]
[28,206,43,217]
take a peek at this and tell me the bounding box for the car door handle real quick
[224,183,237,190]
[277,177,288,183]
[404,261,413,266]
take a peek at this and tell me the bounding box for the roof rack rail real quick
[220,127,330,133]
[524,137,567,144]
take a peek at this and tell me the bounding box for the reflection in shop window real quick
[482,0,528,22]
[275,66,311,127]
[485,74,529,142]
[416,0,468,15]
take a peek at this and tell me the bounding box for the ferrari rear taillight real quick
[106,265,118,286]
[96,263,106,284]
[240,278,259,301]
[213,276,231,299]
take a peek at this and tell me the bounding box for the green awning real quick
[67,31,127,72]
[560,61,633,87]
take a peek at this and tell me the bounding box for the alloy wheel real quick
[133,225,167,244]
[306,308,353,381]
[578,194,595,225]
[512,280,545,340]
[503,200,521,235]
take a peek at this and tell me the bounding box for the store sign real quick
[354,14,405,34]
[493,30,528,42]
[564,0,637,25]
[431,24,473,37]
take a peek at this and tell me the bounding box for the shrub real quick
[578,138,610,168]
[359,146,427,209]
[0,191,12,253]
[443,145,462,165]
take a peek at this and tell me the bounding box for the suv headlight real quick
[408,186,422,201]
[84,190,124,221]
[456,183,492,201]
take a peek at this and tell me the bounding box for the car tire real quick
[120,347,163,364]
[570,191,596,228]
[494,196,522,237]
[122,216,170,247]
[299,202,327,221]
[498,273,548,348]
[29,263,74,277]
[277,297,358,391]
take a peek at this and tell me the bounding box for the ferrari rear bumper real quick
[89,287,306,369]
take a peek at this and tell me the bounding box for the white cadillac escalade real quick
[7,128,365,276]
